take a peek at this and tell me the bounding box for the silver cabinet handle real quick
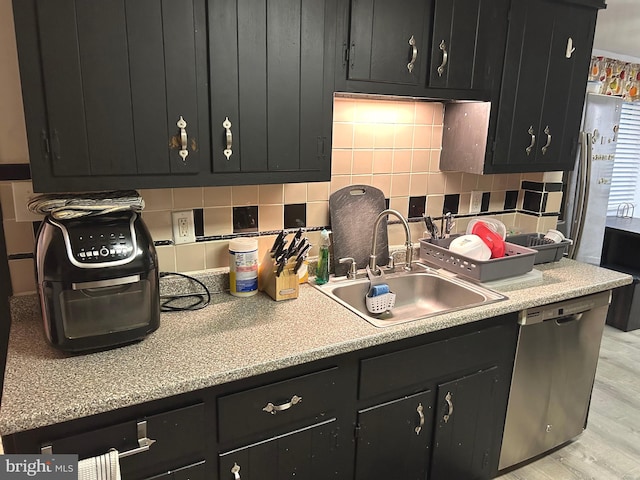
[565,37,576,58]
[443,392,454,423]
[231,463,241,480]
[177,116,189,161]
[51,129,61,161]
[119,420,157,458]
[40,129,50,162]
[437,40,448,76]
[262,395,302,414]
[525,126,536,156]
[542,125,552,155]
[42,420,156,458]
[223,117,233,160]
[415,402,425,435]
[407,35,417,73]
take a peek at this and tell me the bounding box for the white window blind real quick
[608,102,640,216]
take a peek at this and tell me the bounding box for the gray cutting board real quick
[329,185,389,277]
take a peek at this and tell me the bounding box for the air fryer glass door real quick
[59,277,151,338]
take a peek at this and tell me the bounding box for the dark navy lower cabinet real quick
[2,315,517,480]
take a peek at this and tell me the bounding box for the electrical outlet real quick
[12,181,44,222]
[172,210,196,244]
[470,190,483,214]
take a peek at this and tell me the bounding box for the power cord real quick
[159,272,211,312]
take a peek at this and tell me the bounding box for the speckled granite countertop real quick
[0,259,631,436]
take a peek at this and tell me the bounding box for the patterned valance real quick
[589,56,640,101]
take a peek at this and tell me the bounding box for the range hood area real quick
[334,91,493,176]
[439,101,492,175]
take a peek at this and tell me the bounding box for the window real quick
[607,102,640,216]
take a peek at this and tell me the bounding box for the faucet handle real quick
[339,257,358,279]
[386,256,395,269]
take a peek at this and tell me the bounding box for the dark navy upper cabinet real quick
[347,0,432,86]
[13,0,336,192]
[440,0,604,175]
[209,0,336,181]
[13,0,209,192]
[491,0,601,173]
[429,0,494,90]
[339,0,509,99]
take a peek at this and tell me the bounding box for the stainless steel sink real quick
[314,263,506,327]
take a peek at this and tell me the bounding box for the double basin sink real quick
[313,262,506,328]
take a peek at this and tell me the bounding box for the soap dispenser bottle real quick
[315,229,330,285]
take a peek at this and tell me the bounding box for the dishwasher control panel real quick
[518,291,611,325]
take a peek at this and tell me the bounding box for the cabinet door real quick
[218,420,341,480]
[354,390,435,480]
[348,0,432,85]
[492,0,598,172]
[16,0,206,190]
[492,1,554,171]
[430,367,502,480]
[209,0,335,178]
[429,0,481,89]
[536,2,597,170]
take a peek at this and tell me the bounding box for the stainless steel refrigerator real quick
[565,93,623,265]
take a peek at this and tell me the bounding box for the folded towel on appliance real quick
[78,450,121,480]
[27,190,145,219]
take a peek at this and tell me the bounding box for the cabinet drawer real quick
[41,403,205,480]
[218,367,339,444]
[359,321,517,400]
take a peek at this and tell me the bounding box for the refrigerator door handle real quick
[569,132,592,259]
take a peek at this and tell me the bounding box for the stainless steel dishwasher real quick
[499,290,611,470]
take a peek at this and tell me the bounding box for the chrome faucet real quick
[369,209,413,273]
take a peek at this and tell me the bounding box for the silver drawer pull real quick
[407,35,417,73]
[223,117,233,160]
[41,420,156,458]
[231,463,241,480]
[119,420,157,458]
[415,402,425,435]
[262,395,302,414]
[177,116,189,161]
[443,392,454,423]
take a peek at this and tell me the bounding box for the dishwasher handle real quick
[554,313,584,325]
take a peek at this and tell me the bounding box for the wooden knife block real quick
[259,254,299,301]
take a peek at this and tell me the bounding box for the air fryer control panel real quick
[71,225,133,263]
[63,220,136,265]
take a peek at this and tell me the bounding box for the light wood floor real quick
[496,325,640,480]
